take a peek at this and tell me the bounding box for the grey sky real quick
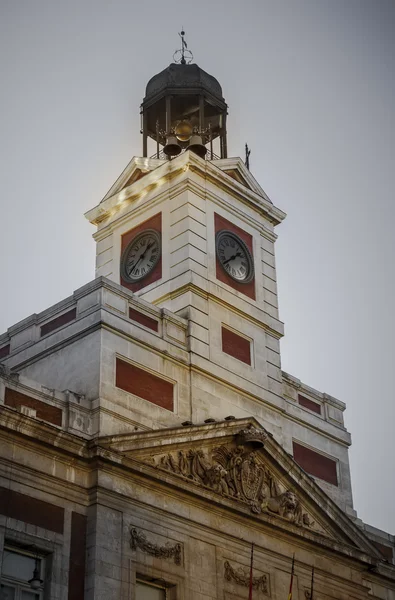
[1,0,394,533]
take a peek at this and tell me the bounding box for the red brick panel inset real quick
[214,213,255,300]
[221,327,251,365]
[293,442,338,486]
[0,344,10,359]
[372,541,394,562]
[68,512,87,600]
[116,358,174,411]
[298,394,321,415]
[4,387,62,426]
[129,307,159,332]
[0,487,64,533]
[40,308,77,337]
[121,213,162,292]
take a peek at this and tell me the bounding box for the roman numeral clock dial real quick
[216,230,254,283]
[120,229,161,283]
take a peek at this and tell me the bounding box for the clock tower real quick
[2,39,394,600]
[85,52,287,435]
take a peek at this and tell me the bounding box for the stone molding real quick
[130,527,182,565]
[224,560,269,595]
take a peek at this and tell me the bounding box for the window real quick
[136,581,166,600]
[1,548,44,600]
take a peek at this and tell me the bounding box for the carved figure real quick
[264,490,303,525]
[213,445,244,497]
[178,450,189,477]
[204,464,229,494]
[188,449,212,482]
[154,441,314,529]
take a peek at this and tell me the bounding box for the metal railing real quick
[150,147,221,161]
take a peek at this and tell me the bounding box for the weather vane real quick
[173,29,193,64]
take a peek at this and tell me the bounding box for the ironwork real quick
[245,143,251,170]
[150,147,221,161]
[173,29,193,64]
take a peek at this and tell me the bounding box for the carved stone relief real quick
[224,560,269,595]
[150,429,317,531]
[130,527,182,565]
[237,425,269,448]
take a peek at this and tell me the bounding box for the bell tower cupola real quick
[141,31,228,160]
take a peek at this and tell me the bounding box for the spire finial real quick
[173,29,193,64]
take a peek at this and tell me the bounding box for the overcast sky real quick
[1,0,394,533]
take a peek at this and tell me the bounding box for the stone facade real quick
[0,150,394,599]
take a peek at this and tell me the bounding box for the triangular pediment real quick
[85,152,285,227]
[100,156,167,203]
[100,156,270,204]
[212,157,272,202]
[97,418,381,565]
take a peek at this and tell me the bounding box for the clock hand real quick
[128,256,143,275]
[222,252,242,266]
[128,241,156,275]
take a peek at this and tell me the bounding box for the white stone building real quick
[0,57,394,600]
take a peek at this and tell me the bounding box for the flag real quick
[287,554,295,600]
[248,543,254,600]
[309,567,314,600]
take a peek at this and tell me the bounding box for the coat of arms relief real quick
[148,426,320,532]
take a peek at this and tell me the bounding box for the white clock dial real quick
[121,229,161,283]
[216,230,254,283]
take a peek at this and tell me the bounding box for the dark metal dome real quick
[145,63,223,102]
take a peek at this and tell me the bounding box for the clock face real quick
[216,230,254,283]
[120,229,161,283]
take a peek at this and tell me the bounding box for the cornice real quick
[0,410,390,574]
[91,422,382,568]
[152,282,284,339]
[0,406,90,457]
[188,159,286,225]
[86,152,286,231]
[94,484,383,594]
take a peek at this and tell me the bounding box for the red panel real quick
[0,344,10,359]
[129,307,159,332]
[121,213,162,292]
[298,394,321,415]
[68,512,87,600]
[372,541,394,562]
[116,357,174,411]
[293,442,338,486]
[221,327,251,365]
[40,308,76,337]
[0,486,64,533]
[4,387,63,426]
[214,213,255,300]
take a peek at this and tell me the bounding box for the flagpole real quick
[287,553,295,600]
[310,566,314,600]
[248,543,254,600]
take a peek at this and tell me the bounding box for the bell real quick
[188,134,207,158]
[175,120,193,142]
[163,135,181,156]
